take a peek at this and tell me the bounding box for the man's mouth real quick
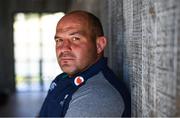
[60,57,75,60]
[59,52,76,60]
[60,57,75,64]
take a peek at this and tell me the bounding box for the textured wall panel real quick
[123,0,180,116]
[122,0,133,94]
[155,1,177,116]
[107,0,124,78]
[175,0,180,116]
[141,0,157,116]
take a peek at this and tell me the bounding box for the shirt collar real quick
[65,57,108,87]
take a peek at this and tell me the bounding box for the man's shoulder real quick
[65,72,125,117]
[75,72,123,98]
[78,72,119,94]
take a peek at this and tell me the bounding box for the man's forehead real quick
[57,19,87,30]
[57,21,88,32]
[56,14,90,35]
[57,24,85,33]
[58,13,89,26]
[56,26,88,38]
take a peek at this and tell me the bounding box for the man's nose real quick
[60,39,71,51]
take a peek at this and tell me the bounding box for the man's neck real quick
[68,56,103,78]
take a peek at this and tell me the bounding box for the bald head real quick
[58,10,104,41]
[55,10,107,76]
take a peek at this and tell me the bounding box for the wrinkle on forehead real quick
[57,25,80,32]
[56,28,87,38]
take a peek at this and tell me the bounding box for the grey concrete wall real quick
[122,0,180,116]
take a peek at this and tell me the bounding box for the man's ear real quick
[96,36,107,54]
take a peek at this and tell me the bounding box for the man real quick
[39,10,131,117]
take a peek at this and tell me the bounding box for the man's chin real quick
[61,65,77,76]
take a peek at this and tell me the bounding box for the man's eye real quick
[55,39,63,43]
[72,37,80,41]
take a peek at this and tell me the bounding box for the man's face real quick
[55,14,98,76]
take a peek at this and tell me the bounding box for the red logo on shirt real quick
[74,76,84,86]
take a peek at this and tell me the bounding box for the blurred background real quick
[0,0,179,117]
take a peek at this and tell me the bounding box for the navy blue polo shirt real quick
[38,57,131,117]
